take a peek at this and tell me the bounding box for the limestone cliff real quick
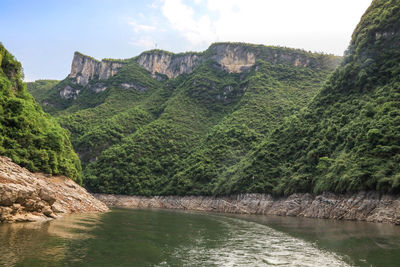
[207,43,256,73]
[208,43,342,71]
[69,52,125,86]
[136,43,341,78]
[137,51,200,79]
[59,43,341,99]
[0,157,108,223]
[135,44,258,77]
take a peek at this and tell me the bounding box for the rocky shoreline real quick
[95,191,400,225]
[3,150,397,225]
[0,157,108,223]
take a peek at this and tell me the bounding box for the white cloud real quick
[129,21,157,33]
[130,36,156,49]
[148,0,161,9]
[159,0,372,55]
[161,0,216,46]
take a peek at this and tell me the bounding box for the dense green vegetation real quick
[26,79,59,103]
[218,0,400,196]
[0,44,81,182]
[24,0,400,197]
[166,60,332,195]
[29,43,338,195]
[83,58,332,195]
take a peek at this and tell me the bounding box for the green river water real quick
[0,208,399,266]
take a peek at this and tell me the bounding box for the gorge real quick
[18,0,400,223]
[0,0,399,225]
[29,42,340,197]
[2,0,400,266]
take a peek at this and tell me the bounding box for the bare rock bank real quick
[95,191,400,225]
[0,157,108,223]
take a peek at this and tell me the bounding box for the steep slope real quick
[84,61,248,194]
[28,56,165,167]
[0,44,81,182]
[56,59,162,166]
[167,59,332,195]
[223,0,400,196]
[29,43,340,195]
[26,79,59,103]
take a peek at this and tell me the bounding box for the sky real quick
[0,0,372,81]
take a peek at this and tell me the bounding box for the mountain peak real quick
[69,52,126,86]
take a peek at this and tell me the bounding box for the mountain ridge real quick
[29,41,340,195]
[63,42,341,97]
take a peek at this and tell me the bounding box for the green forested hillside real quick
[29,43,338,195]
[221,0,400,196]
[23,0,400,197]
[56,59,164,167]
[0,44,81,182]
[26,79,59,103]
[167,60,332,195]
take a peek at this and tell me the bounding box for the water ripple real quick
[171,216,351,267]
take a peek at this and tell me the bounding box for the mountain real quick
[221,0,400,196]
[25,79,59,104]
[0,44,81,182]
[28,42,340,195]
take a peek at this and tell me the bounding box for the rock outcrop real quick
[135,43,341,78]
[207,43,257,73]
[0,157,108,223]
[95,191,400,225]
[59,85,80,99]
[137,51,200,79]
[62,43,340,95]
[69,52,125,86]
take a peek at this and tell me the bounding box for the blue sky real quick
[0,0,372,81]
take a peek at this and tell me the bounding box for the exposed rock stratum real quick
[0,157,108,223]
[95,192,400,225]
[66,42,340,91]
[69,52,125,86]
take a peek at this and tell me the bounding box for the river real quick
[0,208,399,266]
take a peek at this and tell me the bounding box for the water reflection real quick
[172,215,350,267]
[0,213,103,267]
[227,214,400,267]
[0,209,399,266]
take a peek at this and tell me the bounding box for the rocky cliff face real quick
[95,192,400,225]
[69,52,124,86]
[0,157,108,223]
[137,51,201,79]
[134,44,261,79]
[208,43,256,73]
[60,43,340,99]
[135,43,340,79]
[207,43,340,71]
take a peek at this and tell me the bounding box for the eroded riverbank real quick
[0,157,108,223]
[95,191,400,224]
